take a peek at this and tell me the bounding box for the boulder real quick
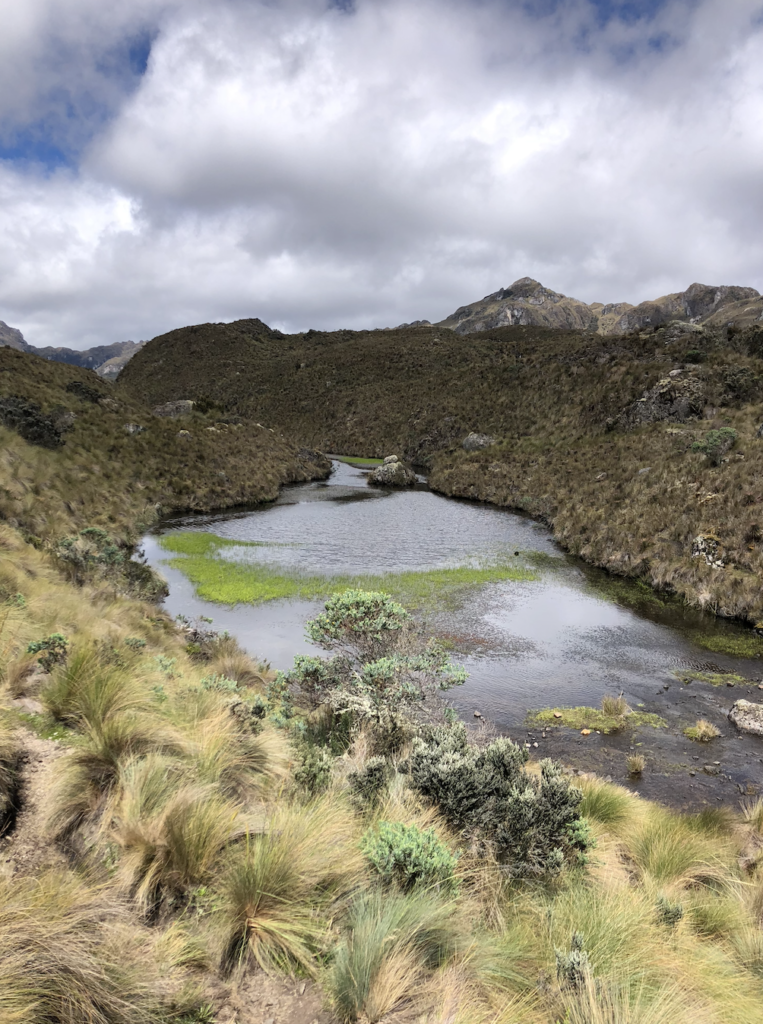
[728,699,763,736]
[152,400,195,418]
[368,455,416,487]
[462,432,496,452]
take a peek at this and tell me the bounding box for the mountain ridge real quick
[437,277,763,335]
[0,320,146,379]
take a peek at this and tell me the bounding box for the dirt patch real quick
[0,726,67,877]
[208,974,335,1024]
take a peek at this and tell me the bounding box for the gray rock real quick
[152,400,195,418]
[124,423,145,435]
[728,699,763,736]
[462,431,496,452]
[368,456,416,487]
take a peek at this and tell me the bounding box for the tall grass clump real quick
[219,796,363,974]
[327,889,463,1023]
[110,757,240,914]
[0,870,155,1023]
[0,719,19,832]
[181,711,288,800]
[578,778,638,833]
[625,808,732,888]
[42,648,146,728]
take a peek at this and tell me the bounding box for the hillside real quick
[118,313,763,624]
[437,277,763,335]
[0,319,146,377]
[0,346,329,547]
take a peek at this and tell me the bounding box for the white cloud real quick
[1,0,762,347]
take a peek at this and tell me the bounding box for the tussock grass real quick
[561,974,693,1024]
[0,870,155,1023]
[327,889,464,1022]
[219,795,364,974]
[42,649,148,727]
[578,778,640,833]
[209,650,269,688]
[624,808,734,887]
[0,718,19,829]
[181,712,289,800]
[684,718,722,742]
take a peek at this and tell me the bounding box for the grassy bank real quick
[0,347,330,547]
[118,317,763,624]
[2,523,763,1022]
[158,530,537,609]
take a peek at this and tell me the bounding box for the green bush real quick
[347,756,391,809]
[362,821,459,893]
[656,894,684,927]
[404,723,590,875]
[27,632,69,673]
[294,744,334,795]
[555,931,590,990]
[286,591,466,729]
[691,427,738,465]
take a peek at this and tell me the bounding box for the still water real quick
[143,460,763,806]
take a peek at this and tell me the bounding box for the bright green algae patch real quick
[157,531,537,607]
[528,706,667,734]
[674,669,752,687]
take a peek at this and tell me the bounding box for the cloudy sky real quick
[1,0,762,348]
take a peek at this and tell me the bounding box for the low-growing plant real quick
[601,694,628,718]
[27,631,69,672]
[656,894,684,927]
[362,821,459,893]
[684,719,721,742]
[627,754,646,775]
[404,723,590,874]
[555,931,590,990]
[691,427,738,465]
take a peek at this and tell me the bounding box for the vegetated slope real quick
[437,276,763,335]
[0,346,329,545]
[3,525,763,1023]
[119,315,763,623]
[0,319,146,377]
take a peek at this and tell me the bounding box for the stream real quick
[143,459,763,810]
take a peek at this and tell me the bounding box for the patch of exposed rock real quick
[728,700,763,736]
[368,455,416,487]
[462,431,496,452]
[618,375,705,428]
[152,399,195,418]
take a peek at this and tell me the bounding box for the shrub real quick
[404,723,589,874]
[294,744,334,795]
[691,427,737,465]
[55,527,124,584]
[348,756,391,809]
[286,591,466,729]
[684,719,721,742]
[27,631,69,672]
[362,821,459,893]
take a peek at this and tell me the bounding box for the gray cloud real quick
[1,0,762,348]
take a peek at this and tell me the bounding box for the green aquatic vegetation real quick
[675,670,750,687]
[157,532,537,607]
[332,454,384,466]
[529,706,667,734]
[688,630,763,658]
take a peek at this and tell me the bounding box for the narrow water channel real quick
[143,460,763,809]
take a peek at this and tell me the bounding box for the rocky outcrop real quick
[152,400,195,418]
[618,374,705,427]
[368,455,416,487]
[462,432,496,452]
[437,278,763,337]
[728,700,763,736]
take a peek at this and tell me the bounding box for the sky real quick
[1,0,762,348]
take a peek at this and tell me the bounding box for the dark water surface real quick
[144,460,763,809]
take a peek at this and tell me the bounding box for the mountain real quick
[437,277,763,335]
[0,320,146,378]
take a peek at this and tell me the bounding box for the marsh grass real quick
[158,531,537,608]
[529,702,666,734]
[684,719,722,742]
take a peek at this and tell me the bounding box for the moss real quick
[675,670,751,687]
[14,711,73,743]
[158,532,537,608]
[528,706,667,734]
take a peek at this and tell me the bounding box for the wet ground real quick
[144,460,763,811]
